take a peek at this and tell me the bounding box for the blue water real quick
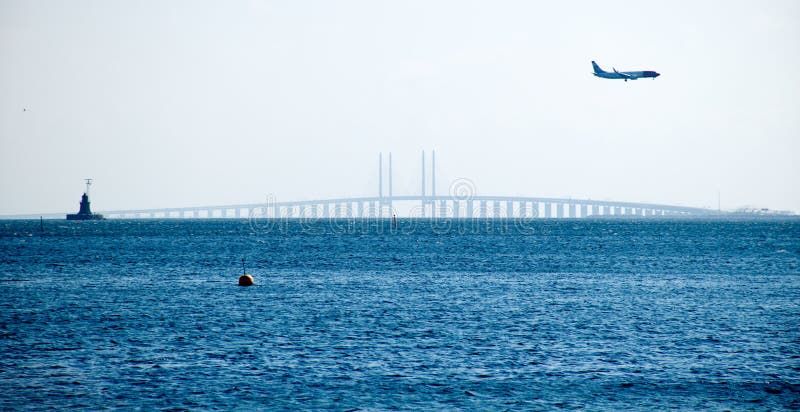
[1,218,799,410]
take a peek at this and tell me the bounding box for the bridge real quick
[3,151,717,219]
[94,194,713,219]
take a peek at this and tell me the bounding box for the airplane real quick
[592,61,659,81]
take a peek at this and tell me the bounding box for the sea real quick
[1,218,798,410]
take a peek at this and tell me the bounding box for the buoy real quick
[238,274,254,286]
[237,257,253,286]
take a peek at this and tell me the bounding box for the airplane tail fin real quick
[591,61,605,74]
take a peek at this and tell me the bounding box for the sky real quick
[1,0,798,214]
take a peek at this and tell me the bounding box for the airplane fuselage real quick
[593,70,659,80]
[592,61,659,81]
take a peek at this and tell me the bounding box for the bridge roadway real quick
[78,195,715,219]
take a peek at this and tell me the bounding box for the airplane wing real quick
[613,68,632,79]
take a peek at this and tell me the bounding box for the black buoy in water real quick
[238,257,253,286]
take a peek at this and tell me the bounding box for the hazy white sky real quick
[1,0,798,214]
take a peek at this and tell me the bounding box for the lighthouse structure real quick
[66,179,104,220]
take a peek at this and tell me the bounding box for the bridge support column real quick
[506,201,513,218]
[480,201,487,218]
[368,202,376,218]
[467,201,474,218]
[453,201,461,218]
[557,204,564,218]
[569,203,576,218]
[439,200,447,218]
[580,204,588,218]
[519,201,526,218]
[544,203,552,218]
[493,201,500,218]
